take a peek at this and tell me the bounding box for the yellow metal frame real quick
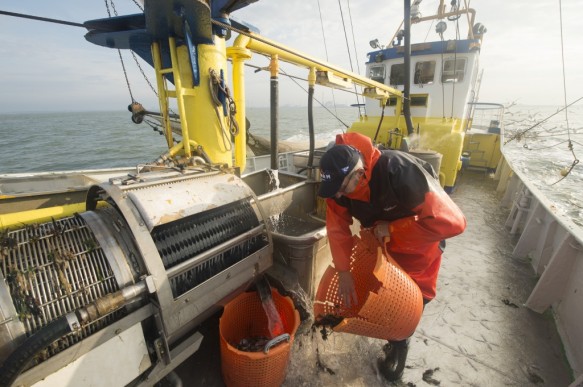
[0,201,109,230]
[152,35,232,166]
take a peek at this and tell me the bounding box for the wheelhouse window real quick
[389,63,404,86]
[369,65,386,84]
[441,58,466,83]
[410,94,428,106]
[414,61,436,85]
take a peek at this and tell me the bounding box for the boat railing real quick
[465,102,505,134]
[495,152,583,376]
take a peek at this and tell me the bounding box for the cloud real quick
[0,0,581,112]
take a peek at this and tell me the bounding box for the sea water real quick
[0,107,356,173]
[0,105,581,226]
[502,104,583,227]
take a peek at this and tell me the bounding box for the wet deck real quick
[176,170,574,386]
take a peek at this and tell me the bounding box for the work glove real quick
[373,221,391,245]
[338,270,358,308]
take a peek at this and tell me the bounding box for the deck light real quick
[370,39,384,49]
[436,21,447,35]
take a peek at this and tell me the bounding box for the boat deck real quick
[175,170,574,386]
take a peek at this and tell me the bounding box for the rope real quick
[346,0,366,116]
[450,12,462,119]
[0,10,85,28]
[550,0,579,185]
[103,0,135,103]
[558,0,571,141]
[240,57,351,130]
[317,0,340,119]
[550,157,579,186]
[372,102,386,144]
[143,118,179,144]
[337,0,363,116]
[278,66,350,130]
[130,0,144,11]
[423,20,436,43]
[522,139,570,151]
[504,96,583,145]
[439,36,446,118]
[104,0,170,116]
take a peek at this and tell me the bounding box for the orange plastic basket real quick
[314,229,423,341]
[220,288,300,387]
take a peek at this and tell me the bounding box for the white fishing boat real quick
[0,1,581,386]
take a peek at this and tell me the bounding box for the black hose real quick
[270,75,279,170]
[373,102,386,144]
[403,0,415,136]
[307,85,315,169]
[0,316,72,387]
[165,371,183,387]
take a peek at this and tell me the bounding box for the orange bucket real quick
[220,288,300,387]
[314,229,423,341]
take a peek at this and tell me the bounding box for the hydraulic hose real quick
[165,371,183,387]
[307,84,315,170]
[403,0,415,136]
[0,316,72,387]
[373,102,386,144]
[270,56,279,170]
[0,281,147,386]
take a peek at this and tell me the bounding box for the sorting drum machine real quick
[0,168,272,386]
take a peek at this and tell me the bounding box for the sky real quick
[0,0,581,113]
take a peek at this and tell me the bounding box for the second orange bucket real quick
[220,288,300,387]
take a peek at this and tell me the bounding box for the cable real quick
[372,102,387,144]
[0,10,85,28]
[346,0,366,116]
[103,0,135,103]
[439,36,446,118]
[550,0,579,185]
[278,66,351,130]
[244,60,351,129]
[337,0,363,116]
[317,0,340,118]
[504,96,583,145]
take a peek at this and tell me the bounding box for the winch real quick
[0,168,271,386]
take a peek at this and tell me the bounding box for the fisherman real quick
[318,132,467,381]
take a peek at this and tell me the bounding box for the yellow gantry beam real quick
[230,33,402,104]
[153,29,405,171]
[227,44,252,171]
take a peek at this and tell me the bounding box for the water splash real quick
[267,168,280,191]
[283,279,314,324]
[268,214,325,236]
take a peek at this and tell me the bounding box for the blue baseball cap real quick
[318,145,360,198]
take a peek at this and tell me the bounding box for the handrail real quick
[218,19,402,102]
[385,1,477,48]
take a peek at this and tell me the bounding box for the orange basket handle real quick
[264,333,290,353]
